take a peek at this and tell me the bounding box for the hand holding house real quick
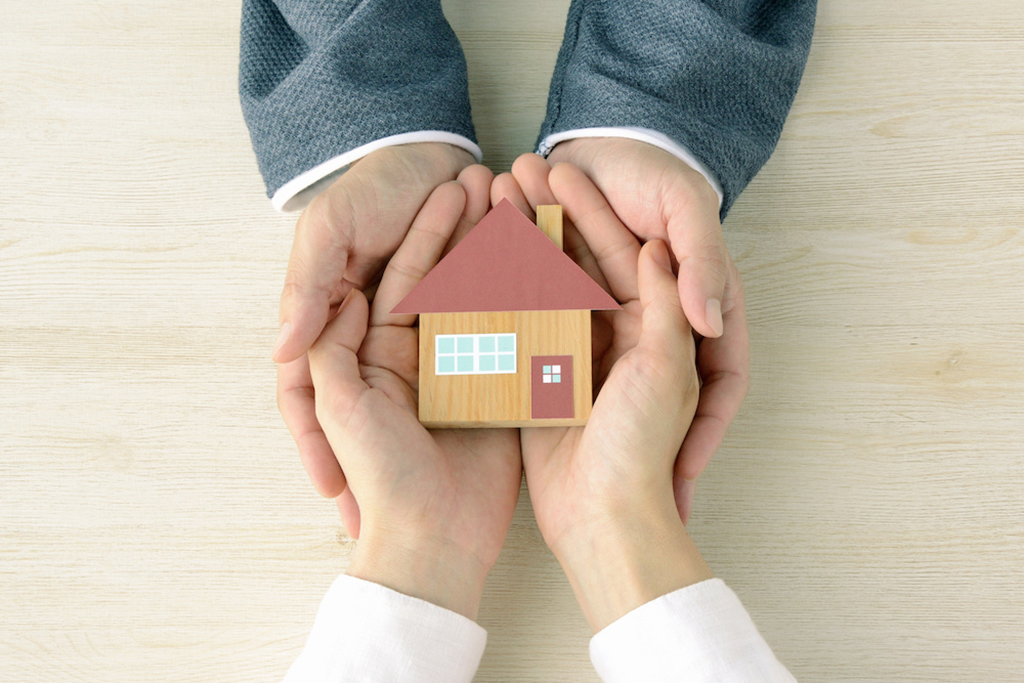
[391,199,619,427]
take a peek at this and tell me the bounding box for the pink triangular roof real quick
[392,199,620,314]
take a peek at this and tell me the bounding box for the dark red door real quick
[531,355,573,419]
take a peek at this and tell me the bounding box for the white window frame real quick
[435,333,517,375]
[541,364,562,384]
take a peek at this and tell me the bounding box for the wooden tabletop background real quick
[3,1,1023,680]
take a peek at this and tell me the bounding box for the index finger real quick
[277,354,346,498]
[509,153,611,296]
[675,262,750,483]
[370,182,466,327]
[549,162,641,303]
[274,188,357,364]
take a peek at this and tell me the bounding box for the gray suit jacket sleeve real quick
[239,0,476,200]
[539,0,817,218]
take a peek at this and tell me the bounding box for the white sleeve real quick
[272,131,482,213]
[537,126,725,211]
[589,578,794,682]
[282,574,487,683]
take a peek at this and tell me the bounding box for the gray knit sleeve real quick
[239,0,476,199]
[538,0,817,218]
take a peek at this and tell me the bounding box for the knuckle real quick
[280,276,340,313]
[385,259,430,286]
[684,250,729,284]
[314,387,344,428]
[277,379,314,429]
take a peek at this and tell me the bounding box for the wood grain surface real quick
[2,0,1022,680]
[418,310,592,427]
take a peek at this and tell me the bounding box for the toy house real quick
[392,198,619,427]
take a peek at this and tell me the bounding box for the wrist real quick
[420,140,476,166]
[552,497,712,633]
[548,136,718,207]
[347,526,490,621]
[547,137,597,167]
[357,140,474,172]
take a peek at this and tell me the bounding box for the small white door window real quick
[541,365,561,383]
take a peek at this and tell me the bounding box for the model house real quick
[392,198,619,427]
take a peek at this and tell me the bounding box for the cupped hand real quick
[515,142,750,522]
[492,167,696,540]
[276,143,475,498]
[529,239,714,632]
[494,168,712,629]
[306,169,521,619]
[524,236,701,543]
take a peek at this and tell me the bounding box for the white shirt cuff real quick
[282,574,487,683]
[589,578,794,683]
[537,126,724,210]
[271,131,483,213]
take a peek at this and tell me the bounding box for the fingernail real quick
[705,298,723,337]
[336,289,357,316]
[272,322,292,361]
[652,240,672,272]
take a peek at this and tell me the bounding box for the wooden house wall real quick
[418,309,592,427]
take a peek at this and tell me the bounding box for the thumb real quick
[637,240,694,364]
[634,240,700,452]
[273,199,355,363]
[666,199,728,339]
[307,289,370,426]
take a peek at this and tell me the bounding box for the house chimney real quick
[535,205,563,250]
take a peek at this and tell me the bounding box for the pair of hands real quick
[274,140,748,628]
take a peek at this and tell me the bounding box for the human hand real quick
[306,171,521,619]
[275,143,475,498]
[493,168,712,630]
[518,141,750,522]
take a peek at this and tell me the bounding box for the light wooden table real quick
[3,1,1023,680]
